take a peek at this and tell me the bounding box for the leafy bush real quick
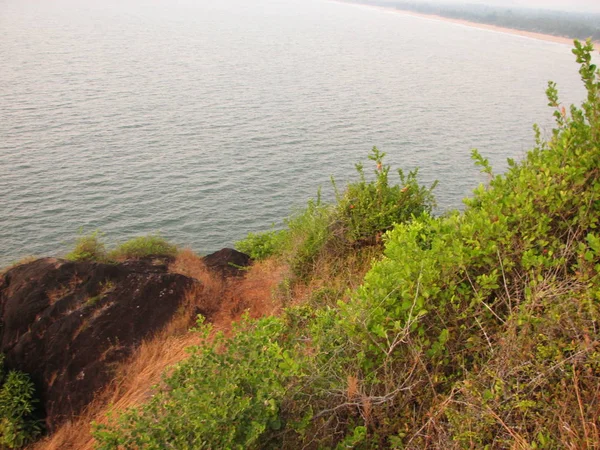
[65,231,107,262]
[283,192,337,278]
[285,149,435,279]
[235,229,287,260]
[93,316,303,449]
[333,39,600,447]
[0,355,42,449]
[107,234,177,260]
[235,148,435,281]
[334,146,437,246]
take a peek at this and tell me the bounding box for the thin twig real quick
[573,365,589,447]
[312,384,416,420]
[386,267,423,357]
[474,316,494,353]
[464,268,506,324]
[405,389,456,448]
[497,248,512,313]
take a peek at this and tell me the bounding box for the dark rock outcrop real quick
[0,257,208,431]
[202,248,251,278]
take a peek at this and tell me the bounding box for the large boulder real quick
[0,257,209,431]
[202,248,251,278]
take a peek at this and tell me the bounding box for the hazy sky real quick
[378,0,600,14]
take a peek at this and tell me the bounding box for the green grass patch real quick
[108,235,177,260]
[235,228,287,260]
[64,232,177,263]
[65,231,107,262]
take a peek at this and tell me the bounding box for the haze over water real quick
[0,0,589,266]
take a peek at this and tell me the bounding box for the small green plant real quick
[235,228,287,260]
[108,234,177,260]
[284,191,335,278]
[65,230,106,262]
[0,355,42,449]
[85,295,101,307]
[100,279,115,292]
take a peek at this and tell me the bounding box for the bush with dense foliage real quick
[94,40,600,449]
[236,147,436,282]
[0,355,41,449]
[333,146,437,246]
[235,229,287,261]
[93,316,303,449]
[65,230,107,262]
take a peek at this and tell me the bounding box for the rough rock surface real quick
[0,257,206,431]
[202,248,251,278]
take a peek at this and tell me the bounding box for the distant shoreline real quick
[332,0,600,50]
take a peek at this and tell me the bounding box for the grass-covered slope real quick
[93,40,600,449]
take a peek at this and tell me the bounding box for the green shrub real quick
[334,146,437,246]
[93,316,304,449]
[235,229,287,260]
[108,234,177,260]
[283,192,336,278]
[0,355,42,449]
[65,230,106,262]
[65,232,177,262]
[278,150,436,280]
[333,39,600,447]
[235,148,436,279]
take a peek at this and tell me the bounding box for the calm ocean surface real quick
[0,0,590,266]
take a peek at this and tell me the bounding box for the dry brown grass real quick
[31,246,371,450]
[46,274,83,306]
[290,245,381,307]
[169,248,213,282]
[31,330,202,450]
[213,258,286,330]
[347,375,359,400]
[32,250,287,450]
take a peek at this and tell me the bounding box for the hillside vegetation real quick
[344,0,600,42]
[85,41,600,449]
[16,40,599,449]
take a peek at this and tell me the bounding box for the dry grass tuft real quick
[212,258,286,333]
[169,248,226,316]
[347,375,359,400]
[169,248,210,281]
[45,286,70,306]
[290,245,381,308]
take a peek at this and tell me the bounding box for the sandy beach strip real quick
[333,1,600,50]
